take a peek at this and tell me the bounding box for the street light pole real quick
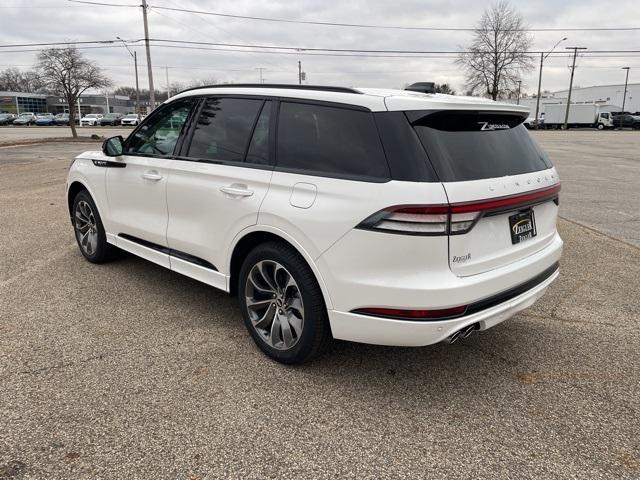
[621,67,630,113]
[116,36,140,115]
[141,0,155,111]
[563,46,587,130]
[534,37,567,127]
[516,80,522,105]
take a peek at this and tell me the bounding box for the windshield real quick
[124,114,137,118]
[408,110,553,182]
[20,113,33,117]
[105,114,118,118]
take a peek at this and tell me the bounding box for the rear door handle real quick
[142,170,163,181]
[220,185,254,197]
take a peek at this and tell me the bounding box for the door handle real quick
[142,170,163,181]
[220,185,254,197]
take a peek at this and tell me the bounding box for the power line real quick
[66,0,138,7]
[3,38,640,55]
[150,5,640,32]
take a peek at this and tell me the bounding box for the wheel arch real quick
[67,180,88,218]
[227,227,334,310]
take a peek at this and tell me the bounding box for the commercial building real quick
[0,91,48,114]
[0,91,137,115]
[507,82,640,115]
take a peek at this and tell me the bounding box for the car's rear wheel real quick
[72,190,117,263]
[238,241,331,364]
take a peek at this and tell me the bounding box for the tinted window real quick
[374,111,437,182]
[277,102,389,180]
[188,97,263,162]
[126,99,193,156]
[246,101,272,165]
[409,111,552,182]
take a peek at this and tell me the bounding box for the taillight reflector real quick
[353,306,467,320]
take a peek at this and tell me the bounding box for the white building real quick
[505,82,639,115]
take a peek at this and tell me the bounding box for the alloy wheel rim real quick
[74,200,98,256]
[245,260,304,350]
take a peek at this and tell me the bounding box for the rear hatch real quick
[408,110,560,277]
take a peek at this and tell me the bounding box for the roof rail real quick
[178,83,362,95]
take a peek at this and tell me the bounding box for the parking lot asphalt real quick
[532,130,640,247]
[1,135,639,479]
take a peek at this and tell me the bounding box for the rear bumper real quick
[328,267,559,347]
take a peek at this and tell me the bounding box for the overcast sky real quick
[1,0,638,96]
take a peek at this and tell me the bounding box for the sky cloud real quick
[0,0,638,95]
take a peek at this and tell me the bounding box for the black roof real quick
[179,83,362,95]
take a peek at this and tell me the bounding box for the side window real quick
[276,102,389,180]
[126,99,193,156]
[187,97,263,162]
[245,101,272,165]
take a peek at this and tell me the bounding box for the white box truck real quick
[544,104,615,130]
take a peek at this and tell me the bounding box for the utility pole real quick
[516,80,522,105]
[255,67,265,84]
[621,67,630,112]
[141,0,155,111]
[298,61,302,85]
[165,66,170,100]
[105,90,110,113]
[535,37,567,127]
[117,37,140,115]
[563,46,587,130]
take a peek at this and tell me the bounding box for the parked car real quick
[35,113,56,126]
[613,114,640,129]
[0,113,17,125]
[12,112,37,125]
[98,113,124,126]
[66,84,562,364]
[54,113,69,125]
[79,114,103,126]
[54,113,80,126]
[120,113,142,126]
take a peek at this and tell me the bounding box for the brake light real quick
[357,183,560,236]
[353,306,467,320]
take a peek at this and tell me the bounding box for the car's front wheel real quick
[72,190,117,263]
[238,242,331,364]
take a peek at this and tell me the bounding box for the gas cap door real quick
[289,182,317,209]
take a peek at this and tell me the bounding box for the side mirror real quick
[102,135,124,156]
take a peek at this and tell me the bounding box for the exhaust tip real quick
[447,330,462,344]
[462,323,479,339]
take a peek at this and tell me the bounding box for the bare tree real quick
[0,68,47,93]
[457,1,533,100]
[36,47,111,137]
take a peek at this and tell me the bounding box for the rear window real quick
[408,111,553,182]
[277,102,390,181]
[188,97,263,163]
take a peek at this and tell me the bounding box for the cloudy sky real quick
[1,0,638,95]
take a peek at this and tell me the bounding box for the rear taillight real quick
[357,183,560,236]
[353,305,467,320]
[357,204,480,235]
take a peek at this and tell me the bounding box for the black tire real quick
[71,190,118,263]
[238,241,332,364]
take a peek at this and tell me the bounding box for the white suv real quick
[66,84,562,364]
[80,113,103,126]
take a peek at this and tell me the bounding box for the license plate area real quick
[509,210,537,244]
